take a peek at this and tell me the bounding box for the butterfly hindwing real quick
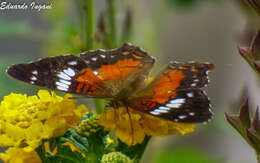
[143,89,212,123]
[128,61,214,123]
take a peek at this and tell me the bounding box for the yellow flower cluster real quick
[0,90,88,153]
[97,107,195,146]
[0,147,41,163]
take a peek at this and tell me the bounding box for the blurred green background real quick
[0,0,258,162]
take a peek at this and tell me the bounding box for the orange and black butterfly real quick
[7,43,214,123]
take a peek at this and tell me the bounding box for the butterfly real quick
[7,43,214,123]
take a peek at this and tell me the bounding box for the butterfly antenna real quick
[125,104,134,145]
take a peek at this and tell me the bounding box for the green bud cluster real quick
[101,152,132,163]
[77,115,103,136]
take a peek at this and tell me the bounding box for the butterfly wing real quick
[7,55,111,98]
[79,43,155,96]
[7,43,155,98]
[127,61,214,123]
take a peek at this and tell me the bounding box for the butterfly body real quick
[7,43,214,123]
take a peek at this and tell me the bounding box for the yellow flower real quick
[0,90,88,152]
[97,107,195,146]
[0,147,41,163]
[106,137,115,145]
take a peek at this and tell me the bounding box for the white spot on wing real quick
[170,98,185,104]
[56,81,69,89]
[30,76,37,81]
[93,70,99,75]
[189,112,195,116]
[64,68,76,77]
[30,81,35,84]
[150,111,160,115]
[166,103,182,108]
[155,109,168,113]
[32,70,38,75]
[159,106,171,111]
[100,54,106,58]
[57,86,68,91]
[191,83,196,87]
[57,72,71,80]
[59,79,71,85]
[91,57,97,61]
[68,61,77,65]
[187,92,193,98]
[178,115,187,119]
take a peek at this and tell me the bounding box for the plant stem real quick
[81,0,105,113]
[107,0,117,48]
[95,99,105,114]
[83,0,95,50]
[257,154,260,163]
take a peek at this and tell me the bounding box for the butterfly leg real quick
[125,103,135,146]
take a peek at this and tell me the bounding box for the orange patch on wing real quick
[178,66,187,70]
[153,70,184,103]
[97,59,141,80]
[76,83,84,93]
[132,54,144,59]
[76,68,101,85]
[123,51,130,55]
[76,68,102,93]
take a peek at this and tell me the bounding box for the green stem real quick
[107,0,117,48]
[83,0,95,50]
[121,7,133,43]
[81,0,106,113]
[95,99,105,114]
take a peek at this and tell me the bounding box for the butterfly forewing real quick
[7,55,110,98]
[7,43,155,99]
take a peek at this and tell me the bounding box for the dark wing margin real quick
[7,55,110,98]
[79,43,154,70]
[128,61,214,123]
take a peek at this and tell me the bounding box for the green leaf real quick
[116,136,151,163]
[53,144,86,163]
[60,128,89,155]
[48,138,59,152]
